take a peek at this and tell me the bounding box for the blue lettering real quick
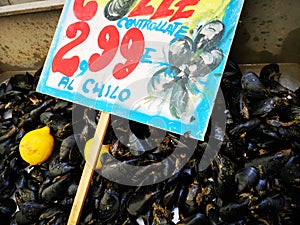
[110,86,119,99]
[119,89,131,102]
[149,22,157,30]
[125,19,133,29]
[117,17,127,28]
[93,83,105,97]
[155,21,168,33]
[166,22,181,36]
[82,78,94,93]
[76,60,88,77]
[174,25,189,39]
[104,85,111,97]
[138,19,148,29]
[117,17,186,38]
[58,76,74,90]
[141,48,156,64]
[165,67,179,78]
[132,18,139,28]
[141,20,151,29]
[58,77,69,89]
[82,80,130,102]
[68,79,74,90]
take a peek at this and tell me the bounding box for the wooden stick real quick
[67,111,110,225]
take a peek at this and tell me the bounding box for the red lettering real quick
[89,25,120,72]
[169,0,199,22]
[150,0,174,20]
[73,0,98,21]
[52,22,90,77]
[128,0,200,21]
[128,0,154,17]
[113,28,145,80]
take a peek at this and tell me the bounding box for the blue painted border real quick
[37,0,245,140]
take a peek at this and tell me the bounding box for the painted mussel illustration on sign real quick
[145,20,225,119]
[104,0,137,21]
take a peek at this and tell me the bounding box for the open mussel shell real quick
[168,36,193,68]
[104,0,136,21]
[147,66,182,96]
[188,48,224,78]
[193,20,224,52]
[1,59,300,224]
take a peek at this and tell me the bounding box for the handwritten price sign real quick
[37,0,244,140]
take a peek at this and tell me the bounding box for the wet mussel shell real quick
[1,62,300,225]
[9,73,34,92]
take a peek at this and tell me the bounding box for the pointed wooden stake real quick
[67,112,110,225]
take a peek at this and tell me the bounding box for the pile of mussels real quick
[0,61,300,225]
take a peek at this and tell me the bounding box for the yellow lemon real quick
[84,138,110,169]
[19,126,54,166]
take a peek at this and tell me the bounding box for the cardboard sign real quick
[37,0,244,140]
